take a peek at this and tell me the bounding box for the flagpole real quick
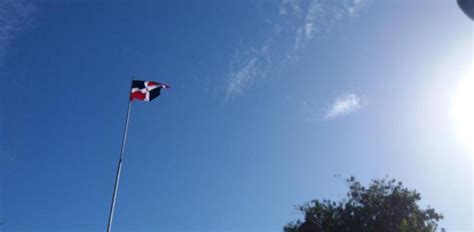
[107,79,133,232]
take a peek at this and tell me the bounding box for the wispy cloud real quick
[225,0,368,98]
[304,0,322,40]
[348,0,363,16]
[225,46,272,99]
[295,0,366,48]
[324,93,361,120]
[279,0,301,16]
[226,56,259,98]
[0,0,36,66]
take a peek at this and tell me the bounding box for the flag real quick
[130,80,170,102]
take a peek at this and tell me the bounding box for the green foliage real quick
[284,177,443,232]
[283,220,302,232]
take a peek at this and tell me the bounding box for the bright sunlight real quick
[451,69,474,153]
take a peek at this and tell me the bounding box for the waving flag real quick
[130,80,170,102]
[108,79,170,232]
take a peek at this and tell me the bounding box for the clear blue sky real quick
[0,0,472,231]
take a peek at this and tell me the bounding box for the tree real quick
[284,177,443,232]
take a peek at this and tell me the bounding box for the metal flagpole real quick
[107,79,134,232]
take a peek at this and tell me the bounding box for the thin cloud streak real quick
[225,0,367,98]
[304,0,322,40]
[226,57,259,98]
[279,0,301,16]
[324,93,361,119]
[0,0,36,66]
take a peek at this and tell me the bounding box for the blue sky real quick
[0,0,472,231]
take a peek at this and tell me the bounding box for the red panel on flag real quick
[147,82,158,87]
[130,91,146,101]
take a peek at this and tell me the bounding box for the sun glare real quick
[451,70,474,153]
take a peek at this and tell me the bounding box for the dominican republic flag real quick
[130,80,170,102]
